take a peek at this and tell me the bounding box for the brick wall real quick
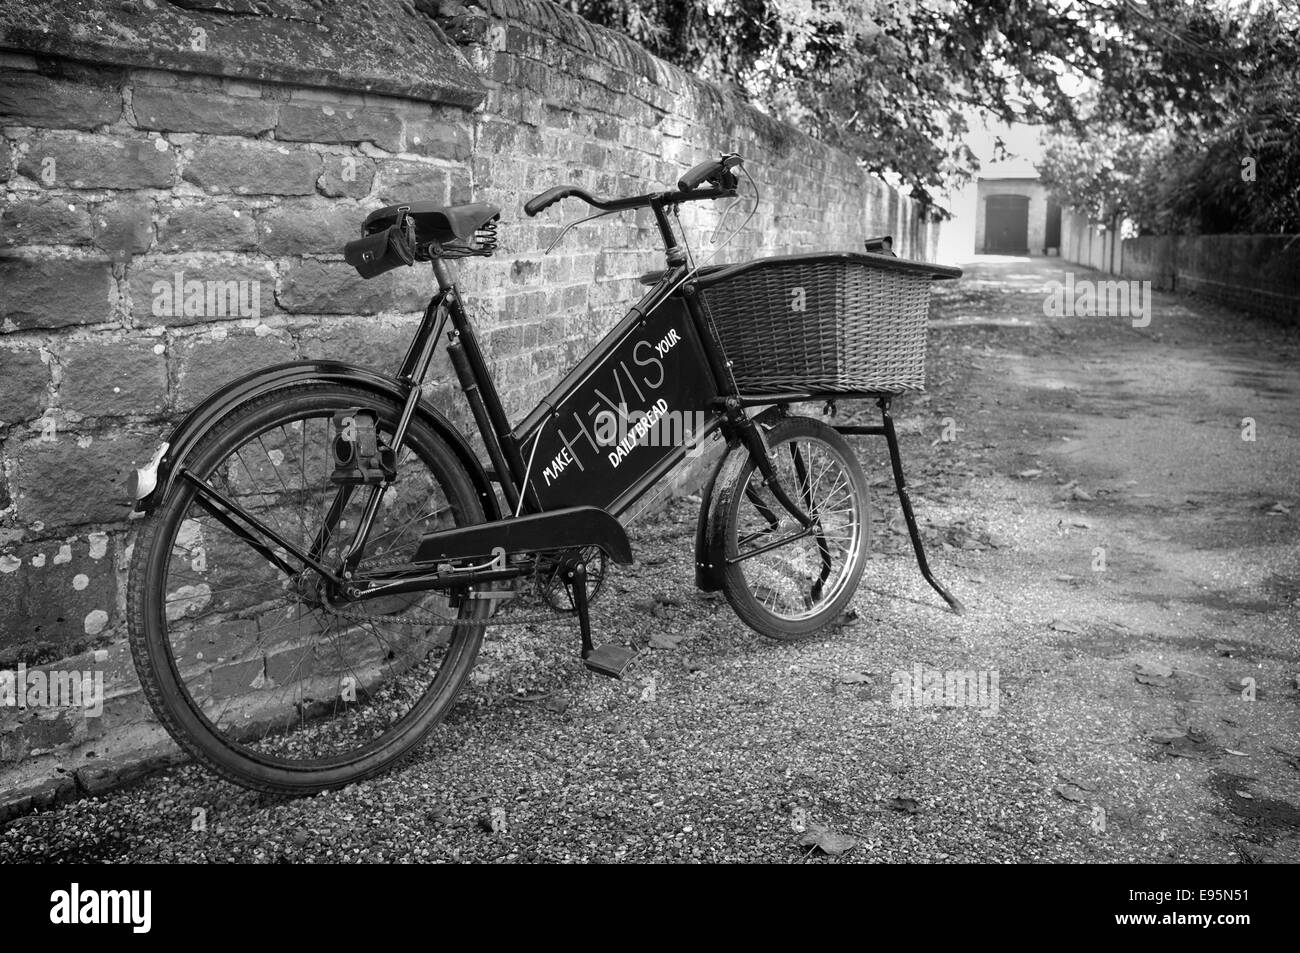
[0,0,939,808]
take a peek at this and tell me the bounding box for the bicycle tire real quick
[127,382,489,794]
[710,414,869,640]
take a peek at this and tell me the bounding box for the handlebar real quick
[524,152,744,218]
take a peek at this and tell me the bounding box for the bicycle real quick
[125,152,963,794]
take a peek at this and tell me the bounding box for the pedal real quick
[565,558,635,679]
[582,644,636,679]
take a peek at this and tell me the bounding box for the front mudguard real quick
[127,360,501,523]
[693,406,784,591]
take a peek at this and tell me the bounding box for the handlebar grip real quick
[678,153,743,192]
[525,186,578,217]
[678,158,720,192]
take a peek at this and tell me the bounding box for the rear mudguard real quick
[129,360,501,522]
[693,406,784,591]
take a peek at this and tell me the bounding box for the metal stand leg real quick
[877,398,964,615]
[836,398,965,615]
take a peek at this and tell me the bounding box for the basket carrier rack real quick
[692,247,966,615]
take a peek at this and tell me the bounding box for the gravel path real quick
[3,256,1298,863]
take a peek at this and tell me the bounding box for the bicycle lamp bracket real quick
[330,408,396,485]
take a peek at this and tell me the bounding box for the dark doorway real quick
[1045,200,1061,252]
[985,194,1029,253]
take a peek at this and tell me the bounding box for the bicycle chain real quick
[316,551,578,630]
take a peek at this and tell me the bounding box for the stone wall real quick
[0,0,941,812]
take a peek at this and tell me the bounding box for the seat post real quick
[431,258,457,291]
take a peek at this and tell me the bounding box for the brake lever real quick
[543,207,621,255]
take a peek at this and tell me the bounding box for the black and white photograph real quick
[0,0,1294,900]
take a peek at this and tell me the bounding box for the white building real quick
[974,175,1062,255]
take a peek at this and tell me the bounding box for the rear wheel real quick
[711,414,869,640]
[127,383,488,794]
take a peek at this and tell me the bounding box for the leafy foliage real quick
[562,0,1300,232]
[1047,0,1300,233]
[562,1,1111,215]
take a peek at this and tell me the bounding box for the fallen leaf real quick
[1162,731,1219,759]
[1224,749,1249,757]
[514,691,555,703]
[1235,790,1254,800]
[1148,728,1188,743]
[1054,783,1088,803]
[649,632,684,650]
[1136,673,1173,687]
[1134,661,1173,678]
[797,822,856,856]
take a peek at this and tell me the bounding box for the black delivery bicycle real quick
[126,153,963,794]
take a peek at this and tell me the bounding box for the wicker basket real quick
[696,252,960,395]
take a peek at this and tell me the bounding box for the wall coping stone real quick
[0,0,485,107]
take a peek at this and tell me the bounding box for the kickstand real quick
[834,398,965,615]
[877,398,965,615]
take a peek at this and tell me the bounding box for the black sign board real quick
[515,295,720,516]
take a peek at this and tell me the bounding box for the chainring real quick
[534,545,608,612]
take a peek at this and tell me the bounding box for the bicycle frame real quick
[352,195,820,589]
[140,191,819,605]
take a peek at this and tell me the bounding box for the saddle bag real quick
[343,215,416,279]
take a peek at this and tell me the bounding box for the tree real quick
[1046,0,1300,233]
[561,0,1300,231]
[561,1,1115,215]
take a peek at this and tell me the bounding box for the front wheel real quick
[710,414,870,640]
